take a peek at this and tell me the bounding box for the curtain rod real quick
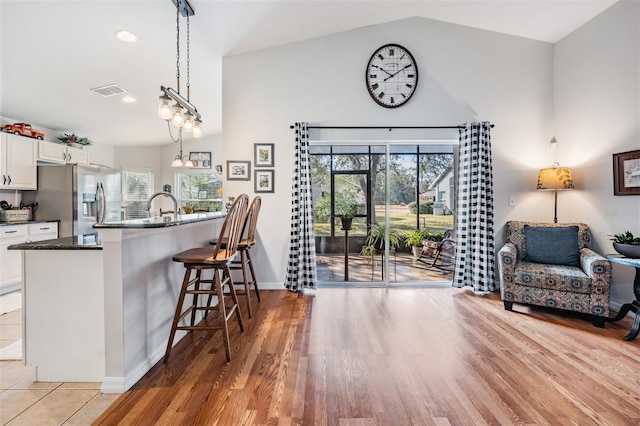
[289,124,494,130]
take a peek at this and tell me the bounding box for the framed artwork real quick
[189,152,211,169]
[254,143,274,167]
[613,150,640,195]
[227,160,251,181]
[215,164,223,173]
[254,169,274,193]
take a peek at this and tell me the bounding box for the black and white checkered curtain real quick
[453,122,496,292]
[285,122,317,292]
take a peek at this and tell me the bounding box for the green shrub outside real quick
[314,195,331,222]
[407,201,434,214]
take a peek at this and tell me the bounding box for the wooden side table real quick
[606,255,640,341]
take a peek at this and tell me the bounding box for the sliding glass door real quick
[310,142,455,286]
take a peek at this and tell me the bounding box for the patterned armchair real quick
[498,221,611,327]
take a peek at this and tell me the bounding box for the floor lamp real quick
[537,164,574,223]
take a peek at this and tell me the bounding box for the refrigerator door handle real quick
[96,182,106,223]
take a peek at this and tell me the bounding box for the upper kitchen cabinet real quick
[38,139,89,165]
[0,133,37,190]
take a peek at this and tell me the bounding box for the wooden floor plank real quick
[94,288,640,425]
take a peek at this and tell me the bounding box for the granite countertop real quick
[0,219,59,227]
[8,233,102,250]
[7,213,226,250]
[93,211,225,229]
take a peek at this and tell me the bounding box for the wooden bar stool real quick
[211,196,262,318]
[164,194,249,363]
[231,196,262,318]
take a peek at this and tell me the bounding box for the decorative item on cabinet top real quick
[57,133,92,147]
[1,123,45,140]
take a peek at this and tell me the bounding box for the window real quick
[122,168,154,219]
[175,172,222,213]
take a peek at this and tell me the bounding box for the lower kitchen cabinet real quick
[0,222,57,295]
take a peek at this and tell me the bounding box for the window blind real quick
[122,169,154,219]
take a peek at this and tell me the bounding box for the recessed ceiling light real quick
[122,96,137,103]
[116,30,137,42]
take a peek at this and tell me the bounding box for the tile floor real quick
[0,292,118,425]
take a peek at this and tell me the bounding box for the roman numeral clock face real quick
[366,44,418,108]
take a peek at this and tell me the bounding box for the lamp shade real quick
[537,167,574,190]
[192,118,202,138]
[183,111,195,132]
[171,156,184,168]
[158,94,173,120]
[170,104,185,128]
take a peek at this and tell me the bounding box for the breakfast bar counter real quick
[10,212,225,393]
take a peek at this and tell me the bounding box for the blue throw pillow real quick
[524,225,580,266]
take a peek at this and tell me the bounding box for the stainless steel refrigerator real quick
[23,164,122,237]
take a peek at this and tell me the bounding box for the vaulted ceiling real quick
[0,0,617,146]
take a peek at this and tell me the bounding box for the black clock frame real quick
[365,43,419,108]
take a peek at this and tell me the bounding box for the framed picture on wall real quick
[254,143,274,167]
[613,149,640,195]
[254,169,274,193]
[226,160,251,181]
[189,152,211,169]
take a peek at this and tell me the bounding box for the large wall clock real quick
[366,43,418,108]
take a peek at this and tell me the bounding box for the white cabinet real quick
[0,225,28,293]
[0,133,37,190]
[37,140,66,164]
[66,145,89,165]
[27,222,58,242]
[0,222,58,295]
[38,140,89,165]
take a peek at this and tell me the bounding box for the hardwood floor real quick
[95,288,640,425]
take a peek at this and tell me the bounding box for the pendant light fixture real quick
[159,0,202,168]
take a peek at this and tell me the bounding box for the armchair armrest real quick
[579,248,611,279]
[498,243,518,295]
[579,248,612,317]
[498,242,518,265]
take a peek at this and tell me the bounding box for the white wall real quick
[114,133,223,213]
[222,16,555,286]
[554,1,640,304]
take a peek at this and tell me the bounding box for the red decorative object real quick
[1,123,44,140]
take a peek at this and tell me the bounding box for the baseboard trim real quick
[257,282,287,290]
[101,376,126,394]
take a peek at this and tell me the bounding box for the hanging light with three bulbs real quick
[157,0,202,167]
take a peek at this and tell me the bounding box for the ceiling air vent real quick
[91,84,127,97]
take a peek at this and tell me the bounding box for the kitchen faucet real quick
[143,192,178,216]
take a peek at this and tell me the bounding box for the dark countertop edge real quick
[8,214,225,249]
[0,220,59,227]
[93,212,225,229]
[8,235,102,251]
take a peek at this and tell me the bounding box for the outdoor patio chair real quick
[417,229,455,273]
